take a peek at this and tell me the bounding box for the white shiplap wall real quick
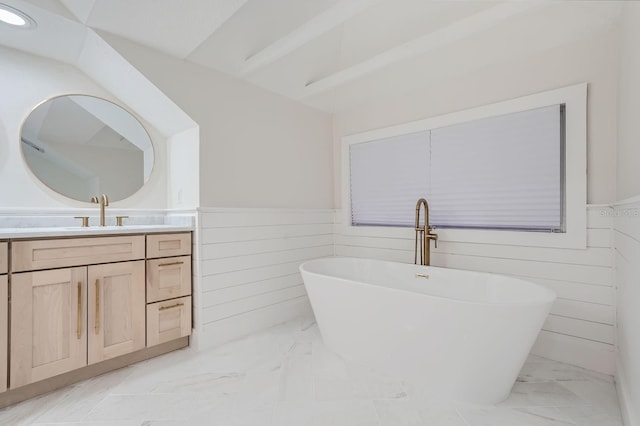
[614,197,640,426]
[196,208,334,347]
[335,205,615,374]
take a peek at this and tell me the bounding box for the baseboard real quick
[198,296,312,349]
[531,330,615,375]
[616,356,638,426]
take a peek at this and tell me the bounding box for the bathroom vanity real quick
[0,227,192,407]
[0,241,7,395]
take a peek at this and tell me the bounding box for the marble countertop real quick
[0,224,193,239]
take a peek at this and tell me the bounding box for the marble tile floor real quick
[0,314,623,426]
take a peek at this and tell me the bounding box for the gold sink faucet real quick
[415,198,438,266]
[90,194,109,226]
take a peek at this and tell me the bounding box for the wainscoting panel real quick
[197,208,333,348]
[334,205,615,374]
[613,197,640,426]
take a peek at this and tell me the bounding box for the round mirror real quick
[20,95,154,202]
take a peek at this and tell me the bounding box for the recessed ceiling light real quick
[0,3,36,29]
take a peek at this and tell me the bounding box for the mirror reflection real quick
[21,95,154,202]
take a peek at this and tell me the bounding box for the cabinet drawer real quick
[0,242,7,274]
[146,233,191,259]
[12,236,145,272]
[147,256,191,303]
[147,296,191,347]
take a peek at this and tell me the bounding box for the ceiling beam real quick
[300,1,547,98]
[240,0,376,76]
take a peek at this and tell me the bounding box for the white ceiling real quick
[20,0,626,112]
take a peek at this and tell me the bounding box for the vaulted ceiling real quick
[34,1,626,112]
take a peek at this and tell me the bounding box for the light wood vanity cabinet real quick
[146,233,192,346]
[0,242,8,393]
[10,235,146,388]
[11,261,147,387]
[5,231,192,396]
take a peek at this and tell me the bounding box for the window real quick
[350,131,429,227]
[342,84,586,248]
[350,105,564,231]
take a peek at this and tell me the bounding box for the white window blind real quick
[350,131,429,226]
[349,105,564,231]
[430,105,562,230]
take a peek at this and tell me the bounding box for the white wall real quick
[333,27,620,207]
[95,33,336,346]
[0,46,168,209]
[167,127,200,209]
[616,4,640,202]
[75,30,200,210]
[615,3,640,425]
[99,33,334,210]
[331,28,621,374]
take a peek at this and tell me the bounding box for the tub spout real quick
[414,198,438,266]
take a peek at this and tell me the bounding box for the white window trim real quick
[341,83,587,249]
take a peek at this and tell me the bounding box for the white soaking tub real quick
[300,257,556,404]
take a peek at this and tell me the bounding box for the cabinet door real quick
[146,256,192,303]
[0,275,7,392]
[10,268,86,388]
[88,261,145,364]
[147,296,192,347]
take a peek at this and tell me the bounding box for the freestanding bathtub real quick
[300,257,556,404]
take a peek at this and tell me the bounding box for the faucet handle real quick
[427,228,438,249]
[74,216,90,227]
[115,215,128,227]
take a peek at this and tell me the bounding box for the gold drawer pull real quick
[95,279,100,334]
[77,281,82,339]
[159,302,185,311]
[158,261,184,267]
